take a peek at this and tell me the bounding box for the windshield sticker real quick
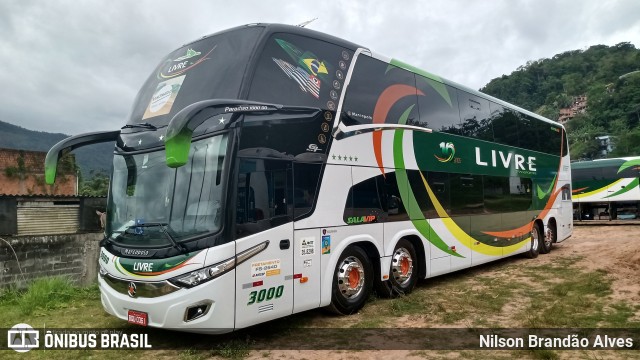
[272,58,320,98]
[275,39,331,80]
[251,259,281,278]
[158,46,216,79]
[142,75,186,120]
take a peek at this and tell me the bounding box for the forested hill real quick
[480,42,640,159]
[0,120,113,177]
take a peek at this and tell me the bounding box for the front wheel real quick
[328,246,373,315]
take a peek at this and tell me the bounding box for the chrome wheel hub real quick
[532,227,540,249]
[391,247,413,286]
[337,256,365,299]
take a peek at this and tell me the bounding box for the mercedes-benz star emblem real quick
[127,282,137,298]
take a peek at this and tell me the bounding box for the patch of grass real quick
[179,348,210,360]
[351,316,386,328]
[212,338,252,359]
[529,348,559,360]
[7,277,98,316]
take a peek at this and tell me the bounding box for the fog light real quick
[184,301,212,322]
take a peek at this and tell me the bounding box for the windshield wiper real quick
[122,122,158,130]
[129,222,188,254]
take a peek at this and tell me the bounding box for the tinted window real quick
[458,90,492,141]
[249,33,353,111]
[426,171,450,218]
[236,159,292,239]
[572,167,604,181]
[562,129,569,157]
[490,103,520,147]
[293,163,323,219]
[450,174,483,215]
[407,170,436,219]
[343,175,384,224]
[416,81,461,134]
[342,55,418,126]
[518,114,542,152]
[382,171,409,221]
[128,27,262,126]
[241,112,332,157]
[483,176,532,213]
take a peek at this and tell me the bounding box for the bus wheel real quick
[375,239,418,298]
[328,246,373,315]
[539,223,555,254]
[527,223,541,259]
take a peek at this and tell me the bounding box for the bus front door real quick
[234,160,294,329]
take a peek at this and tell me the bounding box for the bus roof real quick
[571,156,640,169]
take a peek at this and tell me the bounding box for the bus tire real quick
[375,239,418,297]
[539,223,555,254]
[527,223,541,259]
[328,245,373,315]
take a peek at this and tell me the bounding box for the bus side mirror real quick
[45,130,120,184]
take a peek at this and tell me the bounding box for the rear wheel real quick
[539,223,555,254]
[375,239,418,298]
[527,223,541,259]
[328,246,373,315]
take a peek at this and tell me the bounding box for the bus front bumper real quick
[98,272,236,334]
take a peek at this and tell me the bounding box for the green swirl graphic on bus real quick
[435,142,456,162]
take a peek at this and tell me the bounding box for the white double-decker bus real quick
[46,23,572,333]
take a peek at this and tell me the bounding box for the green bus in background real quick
[572,157,640,220]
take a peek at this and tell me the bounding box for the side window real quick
[382,171,409,222]
[562,129,569,157]
[483,176,532,213]
[343,175,384,224]
[518,115,542,152]
[407,170,436,219]
[573,167,603,181]
[416,81,461,134]
[236,159,292,239]
[450,174,483,215]
[241,112,331,157]
[561,185,571,201]
[293,163,323,219]
[342,55,418,126]
[457,90,492,141]
[490,103,520,147]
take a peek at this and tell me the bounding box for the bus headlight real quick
[168,240,269,288]
[169,257,235,288]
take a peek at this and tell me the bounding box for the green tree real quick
[79,170,110,196]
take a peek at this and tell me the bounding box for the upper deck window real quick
[249,33,353,111]
[341,55,418,126]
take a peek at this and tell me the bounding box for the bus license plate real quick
[127,310,148,326]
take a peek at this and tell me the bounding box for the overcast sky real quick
[1,0,639,135]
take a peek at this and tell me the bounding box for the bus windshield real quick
[126,26,262,127]
[106,134,229,246]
